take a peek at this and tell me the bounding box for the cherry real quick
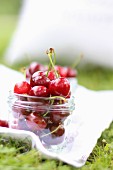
[50,111,70,124]
[26,113,47,131]
[12,106,32,118]
[28,62,45,75]
[14,81,31,94]
[19,107,32,116]
[49,77,70,97]
[30,71,50,88]
[33,111,45,116]
[28,86,50,97]
[55,65,68,77]
[0,120,9,128]
[47,70,57,81]
[67,67,77,77]
[50,124,65,137]
[40,124,65,145]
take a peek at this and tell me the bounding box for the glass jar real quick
[8,92,75,148]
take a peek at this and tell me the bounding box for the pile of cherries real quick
[26,61,77,80]
[11,48,74,144]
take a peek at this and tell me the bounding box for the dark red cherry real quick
[49,77,70,97]
[50,124,65,137]
[14,81,31,94]
[30,71,50,88]
[28,62,45,75]
[28,86,50,97]
[0,120,9,128]
[67,67,77,77]
[26,113,47,130]
[33,111,45,116]
[55,65,68,77]
[50,111,70,124]
[19,107,32,116]
[47,70,57,81]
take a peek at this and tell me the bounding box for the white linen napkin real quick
[0,65,24,120]
[0,64,113,168]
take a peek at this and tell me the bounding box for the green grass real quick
[0,0,21,63]
[1,5,113,169]
[78,65,113,90]
[0,0,21,15]
[0,15,18,62]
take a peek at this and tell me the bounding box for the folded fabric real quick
[0,65,24,120]
[0,64,113,167]
[4,0,113,68]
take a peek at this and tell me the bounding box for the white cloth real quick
[0,64,113,167]
[4,0,113,68]
[0,65,24,120]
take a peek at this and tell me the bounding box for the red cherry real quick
[50,111,70,124]
[26,113,47,131]
[55,65,68,77]
[30,71,50,88]
[50,124,65,137]
[28,62,45,75]
[47,70,57,81]
[0,120,9,128]
[19,107,32,116]
[49,77,70,97]
[14,81,31,94]
[67,67,77,77]
[28,86,50,97]
[33,111,45,116]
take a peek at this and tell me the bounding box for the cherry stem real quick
[43,96,66,117]
[49,54,59,78]
[40,124,61,138]
[47,48,59,78]
[46,63,51,77]
[43,99,54,117]
[71,53,83,69]
[43,110,50,117]
[48,96,67,102]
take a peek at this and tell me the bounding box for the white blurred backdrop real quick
[4,0,113,68]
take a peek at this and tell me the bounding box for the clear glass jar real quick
[8,92,75,148]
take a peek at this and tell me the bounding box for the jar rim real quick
[8,91,75,112]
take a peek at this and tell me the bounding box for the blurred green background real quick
[0,0,21,15]
[0,0,22,63]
